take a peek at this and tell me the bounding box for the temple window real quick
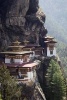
[50,50,53,54]
[10,58,14,63]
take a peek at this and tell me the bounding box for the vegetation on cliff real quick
[0,94,2,100]
[45,59,66,100]
[0,64,46,100]
[0,0,67,100]
[0,64,21,100]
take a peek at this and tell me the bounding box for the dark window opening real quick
[10,58,14,63]
[50,50,53,54]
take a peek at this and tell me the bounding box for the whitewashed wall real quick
[5,58,10,63]
[47,47,56,57]
[27,71,33,79]
[14,59,23,64]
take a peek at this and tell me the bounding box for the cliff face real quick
[0,0,47,51]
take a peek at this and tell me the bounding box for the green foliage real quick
[0,93,2,100]
[57,45,67,78]
[46,59,66,100]
[0,64,10,83]
[0,64,21,100]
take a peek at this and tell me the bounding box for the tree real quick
[0,64,21,100]
[46,59,66,100]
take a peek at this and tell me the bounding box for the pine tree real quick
[46,59,66,100]
[0,64,21,100]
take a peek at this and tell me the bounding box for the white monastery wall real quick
[47,47,56,57]
[5,58,10,63]
[27,71,33,79]
[14,59,23,64]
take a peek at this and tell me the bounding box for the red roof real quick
[6,62,38,68]
[6,62,31,68]
[22,62,38,68]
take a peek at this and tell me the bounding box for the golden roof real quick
[12,41,21,46]
[0,40,33,55]
[8,40,25,51]
[44,36,54,39]
[22,62,39,68]
[0,51,33,55]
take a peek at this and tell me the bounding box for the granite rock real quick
[0,0,47,51]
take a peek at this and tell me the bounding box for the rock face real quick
[0,0,47,51]
[21,72,46,100]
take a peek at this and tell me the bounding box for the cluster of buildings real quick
[0,35,57,83]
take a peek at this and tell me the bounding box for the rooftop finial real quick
[23,39,29,45]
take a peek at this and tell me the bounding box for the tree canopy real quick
[0,64,21,100]
[45,59,66,100]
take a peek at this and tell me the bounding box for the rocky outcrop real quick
[21,72,46,100]
[0,0,47,51]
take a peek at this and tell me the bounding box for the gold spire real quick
[9,40,25,52]
[23,39,29,45]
